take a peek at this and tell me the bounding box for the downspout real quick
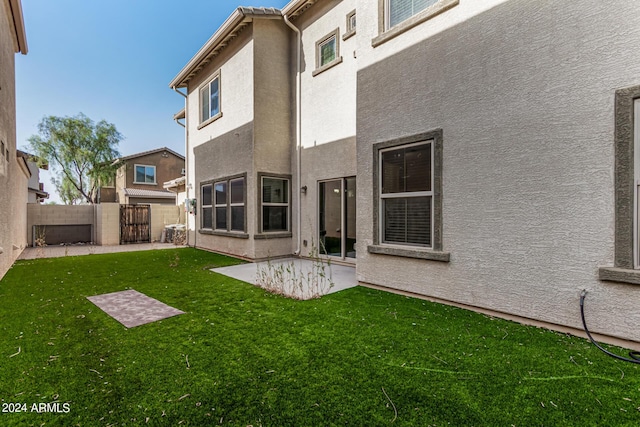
[172,86,190,246]
[284,14,302,256]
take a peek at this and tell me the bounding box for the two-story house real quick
[0,0,28,280]
[17,150,49,203]
[171,0,640,346]
[101,147,185,205]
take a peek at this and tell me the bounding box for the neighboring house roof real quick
[4,0,28,54]
[16,150,48,169]
[163,176,186,191]
[169,6,283,88]
[116,147,185,162]
[123,188,176,199]
[173,108,186,121]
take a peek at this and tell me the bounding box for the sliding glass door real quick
[319,177,356,260]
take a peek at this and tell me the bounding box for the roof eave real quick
[6,0,28,54]
[169,7,283,89]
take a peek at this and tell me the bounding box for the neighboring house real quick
[171,0,640,345]
[0,0,28,281]
[163,175,187,207]
[102,147,185,205]
[17,150,48,203]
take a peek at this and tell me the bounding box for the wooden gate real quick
[120,205,150,244]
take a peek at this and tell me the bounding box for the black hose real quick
[580,290,640,364]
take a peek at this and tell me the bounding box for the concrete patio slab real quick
[211,258,357,298]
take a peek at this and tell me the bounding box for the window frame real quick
[199,173,248,237]
[201,183,213,230]
[379,140,434,247]
[343,10,357,41]
[599,85,640,284]
[133,164,156,185]
[258,173,292,235]
[198,70,222,128]
[368,129,449,262]
[313,28,343,77]
[373,0,459,47]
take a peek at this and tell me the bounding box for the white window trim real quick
[313,29,343,77]
[261,176,290,233]
[133,164,156,185]
[373,0,459,47]
[378,140,434,248]
[198,70,222,129]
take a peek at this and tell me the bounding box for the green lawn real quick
[1,248,639,426]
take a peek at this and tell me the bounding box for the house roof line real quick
[169,6,283,89]
[5,0,28,54]
[116,147,185,162]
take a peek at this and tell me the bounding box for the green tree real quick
[28,113,122,204]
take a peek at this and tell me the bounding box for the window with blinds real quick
[380,141,433,246]
[388,0,439,28]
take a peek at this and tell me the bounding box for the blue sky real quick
[16,0,289,203]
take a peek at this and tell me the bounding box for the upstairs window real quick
[313,29,342,76]
[134,165,156,184]
[375,0,458,47]
[344,10,357,40]
[200,71,221,125]
[388,0,439,28]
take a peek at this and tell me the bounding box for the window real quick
[599,85,640,284]
[343,10,357,40]
[200,72,221,125]
[134,165,156,184]
[201,176,245,233]
[380,142,432,246]
[374,0,458,47]
[201,184,213,229]
[388,0,439,28]
[313,29,342,76]
[368,130,447,261]
[261,176,289,232]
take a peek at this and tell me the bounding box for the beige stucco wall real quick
[149,204,182,242]
[95,203,120,245]
[298,137,357,259]
[356,0,640,342]
[0,1,27,280]
[185,27,255,235]
[296,0,357,149]
[27,204,96,244]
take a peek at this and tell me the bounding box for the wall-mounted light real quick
[301,185,307,194]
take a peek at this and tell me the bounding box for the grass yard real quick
[1,248,639,426]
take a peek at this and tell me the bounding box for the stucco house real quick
[100,147,185,205]
[171,0,640,346]
[17,150,49,203]
[0,0,28,280]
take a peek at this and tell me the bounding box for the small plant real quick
[169,252,180,268]
[34,226,47,258]
[256,239,334,300]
